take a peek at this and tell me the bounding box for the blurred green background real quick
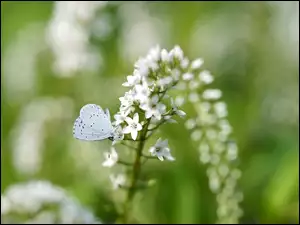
[1,1,299,224]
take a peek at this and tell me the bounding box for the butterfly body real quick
[73,104,114,141]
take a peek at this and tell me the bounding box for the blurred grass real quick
[1,1,299,224]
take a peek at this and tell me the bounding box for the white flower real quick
[170,98,186,118]
[146,103,166,120]
[171,69,181,81]
[189,80,200,90]
[140,95,166,120]
[191,58,204,70]
[134,58,149,77]
[170,45,184,61]
[157,76,173,90]
[182,72,194,81]
[122,70,141,87]
[175,96,185,107]
[176,81,187,90]
[112,126,124,145]
[161,49,170,62]
[202,89,222,100]
[200,152,211,164]
[149,138,175,161]
[113,112,127,126]
[109,174,126,190]
[119,90,135,116]
[180,57,189,69]
[188,92,200,102]
[214,102,228,118]
[185,118,196,130]
[134,81,151,103]
[102,147,118,167]
[191,129,202,141]
[199,70,214,84]
[123,113,142,140]
[146,55,159,71]
[148,45,161,62]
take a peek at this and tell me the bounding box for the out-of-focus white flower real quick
[1,180,100,224]
[199,70,214,84]
[185,118,197,130]
[191,58,204,70]
[182,72,194,81]
[191,129,202,141]
[180,57,190,69]
[171,69,181,81]
[149,138,175,161]
[200,152,211,164]
[170,98,186,118]
[46,1,108,77]
[110,174,126,190]
[102,147,118,167]
[123,113,142,140]
[203,89,222,100]
[175,96,185,107]
[214,102,228,118]
[188,92,200,102]
[227,141,238,161]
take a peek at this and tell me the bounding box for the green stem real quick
[122,119,151,223]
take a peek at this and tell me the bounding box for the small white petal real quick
[133,113,139,123]
[131,130,138,140]
[136,123,142,131]
[176,110,186,117]
[125,117,133,125]
[123,126,131,134]
[158,156,164,161]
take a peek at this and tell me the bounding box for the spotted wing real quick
[73,104,113,141]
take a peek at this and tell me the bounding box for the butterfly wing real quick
[104,108,111,121]
[73,104,113,141]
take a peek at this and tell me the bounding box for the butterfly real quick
[73,104,114,141]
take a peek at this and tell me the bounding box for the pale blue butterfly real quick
[73,104,114,141]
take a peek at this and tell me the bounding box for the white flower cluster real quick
[1,180,100,224]
[102,45,197,189]
[174,57,243,223]
[99,45,242,224]
[46,1,107,77]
